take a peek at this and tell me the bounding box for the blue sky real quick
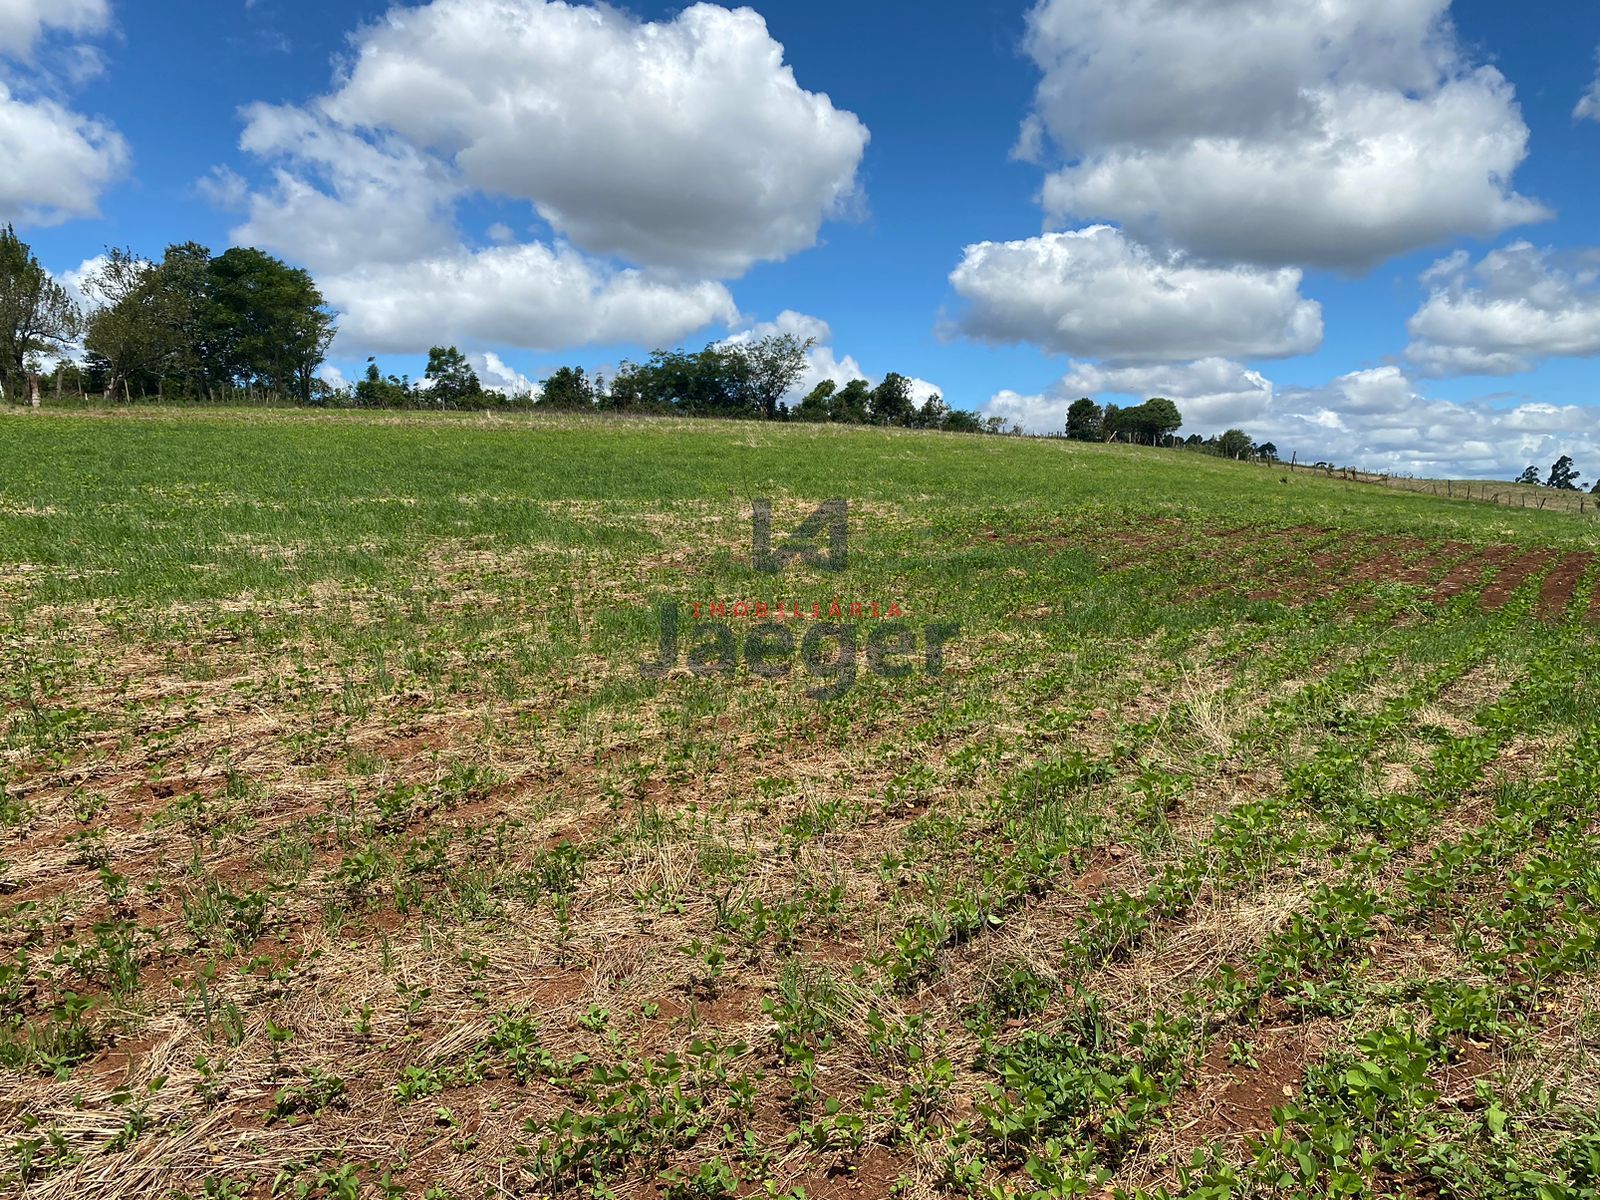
[6,0,1600,478]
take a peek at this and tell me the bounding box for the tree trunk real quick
[27,373,40,407]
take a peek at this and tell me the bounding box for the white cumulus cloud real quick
[989,361,1600,480]
[213,0,865,359]
[1263,369,1600,478]
[0,0,125,227]
[0,87,126,226]
[1407,242,1600,376]
[0,0,109,60]
[1020,0,1546,270]
[230,104,461,274]
[323,242,739,356]
[474,352,537,397]
[289,0,867,278]
[949,225,1323,363]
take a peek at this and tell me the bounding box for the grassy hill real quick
[0,407,1597,1198]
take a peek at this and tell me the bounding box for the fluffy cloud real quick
[0,1,125,226]
[322,242,738,355]
[1407,243,1600,376]
[949,226,1322,363]
[0,0,108,59]
[473,352,537,397]
[990,360,1600,479]
[216,0,863,357]
[229,104,460,274]
[0,85,127,225]
[1262,368,1600,478]
[1577,50,1600,122]
[268,0,867,278]
[53,254,106,313]
[1020,0,1546,270]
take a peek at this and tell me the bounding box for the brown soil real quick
[1480,549,1558,609]
[1164,1023,1332,1154]
[1537,552,1595,618]
[1429,553,1490,603]
[1432,1039,1500,1106]
[1015,522,1594,621]
[786,1143,910,1200]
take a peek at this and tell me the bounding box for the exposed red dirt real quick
[1537,553,1594,619]
[1170,1025,1331,1151]
[999,524,1594,622]
[1480,549,1558,610]
[786,1143,909,1200]
[1432,1039,1500,1107]
[1429,554,1490,604]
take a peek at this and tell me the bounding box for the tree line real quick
[1,224,1011,433]
[1515,455,1600,494]
[1,225,332,406]
[354,339,1003,432]
[1063,396,1278,462]
[0,224,1281,457]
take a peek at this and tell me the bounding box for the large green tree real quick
[1101,403,1124,442]
[1546,455,1582,491]
[869,372,915,426]
[1133,397,1184,445]
[539,365,596,411]
[153,242,218,397]
[1065,397,1103,441]
[424,346,484,408]
[611,345,753,416]
[834,378,872,424]
[738,332,812,419]
[83,248,165,402]
[0,226,79,405]
[354,359,413,408]
[912,392,949,429]
[1217,428,1254,460]
[205,248,334,402]
[80,242,334,403]
[793,379,836,423]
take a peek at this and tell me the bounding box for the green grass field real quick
[1,407,1598,1200]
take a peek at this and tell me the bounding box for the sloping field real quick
[0,409,1597,1199]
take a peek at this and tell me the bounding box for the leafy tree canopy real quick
[1065,397,1102,441]
[0,225,79,403]
[1546,454,1582,491]
[423,345,483,407]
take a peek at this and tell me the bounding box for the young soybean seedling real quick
[1226,1039,1260,1069]
[683,935,729,997]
